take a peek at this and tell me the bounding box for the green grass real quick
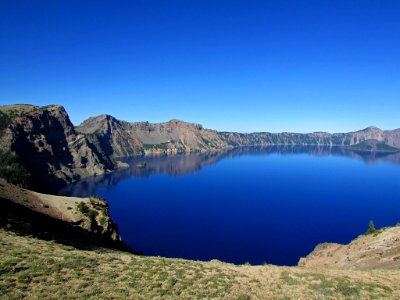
[0,229,396,299]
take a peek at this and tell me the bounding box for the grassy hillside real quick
[1,229,399,299]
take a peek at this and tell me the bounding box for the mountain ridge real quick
[1,104,399,192]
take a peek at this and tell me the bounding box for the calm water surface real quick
[60,146,400,265]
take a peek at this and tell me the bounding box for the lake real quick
[59,146,400,266]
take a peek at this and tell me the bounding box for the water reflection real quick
[59,146,400,197]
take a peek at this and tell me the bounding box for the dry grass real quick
[1,229,399,299]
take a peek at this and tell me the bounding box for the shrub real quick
[77,202,89,214]
[90,195,105,202]
[365,220,376,235]
[87,209,98,220]
[0,151,29,186]
[0,111,11,136]
[77,202,99,222]
[99,216,107,226]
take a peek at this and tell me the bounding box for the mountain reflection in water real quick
[59,146,400,197]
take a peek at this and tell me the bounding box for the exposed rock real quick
[0,105,115,192]
[76,115,227,157]
[220,126,400,148]
[78,113,400,159]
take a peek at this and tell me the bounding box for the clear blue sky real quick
[0,1,399,133]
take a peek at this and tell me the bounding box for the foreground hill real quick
[0,103,399,193]
[299,226,400,271]
[1,226,399,299]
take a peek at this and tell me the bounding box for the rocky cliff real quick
[76,115,228,157]
[220,126,400,148]
[78,113,400,158]
[0,104,115,192]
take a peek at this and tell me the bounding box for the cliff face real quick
[220,126,400,148]
[76,115,228,157]
[78,114,400,157]
[0,105,114,192]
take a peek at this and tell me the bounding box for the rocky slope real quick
[78,114,400,158]
[220,126,400,148]
[0,104,115,192]
[0,178,130,251]
[76,114,227,157]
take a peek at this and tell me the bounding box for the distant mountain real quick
[76,115,226,157]
[78,113,400,158]
[0,104,399,192]
[220,126,400,149]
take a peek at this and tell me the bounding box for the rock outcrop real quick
[0,105,115,192]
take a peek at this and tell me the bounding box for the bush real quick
[77,202,99,222]
[0,151,30,186]
[87,209,98,220]
[77,202,89,214]
[0,111,11,136]
[99,216,107,226]
[365,220,377,235]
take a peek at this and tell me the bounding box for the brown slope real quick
[0,178,131,251]
[298,225,400,270]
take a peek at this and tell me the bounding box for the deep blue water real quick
[60,146,400,266]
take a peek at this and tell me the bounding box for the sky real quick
[0,0,399,133]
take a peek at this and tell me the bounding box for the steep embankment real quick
[0,104,115,192]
